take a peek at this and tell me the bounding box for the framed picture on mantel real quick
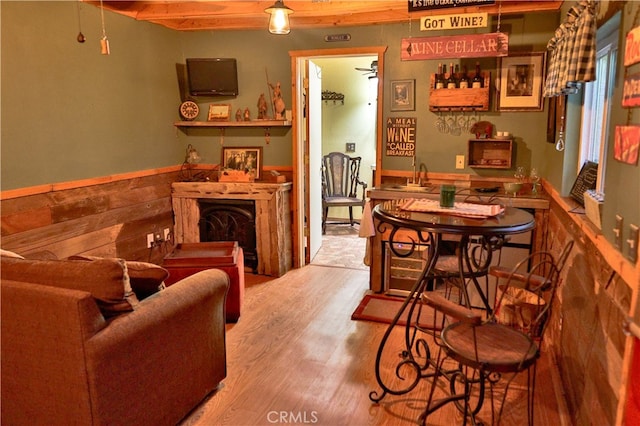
[497,52,546,111]
[221,146,262,180]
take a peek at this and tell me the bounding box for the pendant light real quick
[265,0,293,35]
[99,0,110,54]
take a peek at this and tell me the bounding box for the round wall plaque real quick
[179,101,199,121]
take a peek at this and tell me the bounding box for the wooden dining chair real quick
[321,152,367,234]
[420,240,574,426]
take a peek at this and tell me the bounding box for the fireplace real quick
[171,182,292,277]
[198,199,258,272]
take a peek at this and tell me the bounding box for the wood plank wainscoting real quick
[171,182,292,277]
[1,169,179,263]
[542,183,639,426]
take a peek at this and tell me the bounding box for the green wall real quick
[1,2,560,189]
[544,2,640,259]
[174,12,561,177]
[1,1,184,189]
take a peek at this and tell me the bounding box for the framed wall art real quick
[221,146,262,179]
[207,104,231,121]
[497,52,546,111]
[390,79,415,111]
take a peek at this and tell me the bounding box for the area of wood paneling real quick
[545,195,634,426]
[93,1,562,32]
[1,171,180,264]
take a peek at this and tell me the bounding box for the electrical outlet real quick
[628,224,639,263]
[614,215,623,249]
[164,228,171,241]
[146,233,154,248]
[455,155,465,169]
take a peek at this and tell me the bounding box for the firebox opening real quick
[198,199,258,273]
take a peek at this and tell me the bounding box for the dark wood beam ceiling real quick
[91,1,563,32]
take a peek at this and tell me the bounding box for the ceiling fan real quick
[355,60,378,78]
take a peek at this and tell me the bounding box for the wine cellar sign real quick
[386,117,416,157]
[401,32,508,60]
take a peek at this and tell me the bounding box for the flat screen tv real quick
[186,58,238,96]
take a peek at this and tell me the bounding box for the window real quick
[579,14,620,193]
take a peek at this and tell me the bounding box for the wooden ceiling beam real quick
[93,1,562,32]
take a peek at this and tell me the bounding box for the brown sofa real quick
[1,253,229,426]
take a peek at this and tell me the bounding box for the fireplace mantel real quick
[171,182,292,277]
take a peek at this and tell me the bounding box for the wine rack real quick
[429,72,490,112]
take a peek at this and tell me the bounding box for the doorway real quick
[290,46,387,269]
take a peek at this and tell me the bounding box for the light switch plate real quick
[628,224,639,263]
[614,215,623,249]
[455,155,465,169]
[346,142,356,152]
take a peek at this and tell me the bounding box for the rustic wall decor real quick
[385,117,416,157]
[221,146,262,179]
[400,33,508,61]
[390,80,415,111]
[614,125,640,165]
[497,52,546,111]
[207,104,231,121]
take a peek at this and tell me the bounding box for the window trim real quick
[578,13,620,193]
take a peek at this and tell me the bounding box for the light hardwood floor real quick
[179,265,567,426]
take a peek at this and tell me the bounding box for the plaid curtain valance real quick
[544,0,597,97]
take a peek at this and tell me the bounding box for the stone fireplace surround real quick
[171,182,292,277]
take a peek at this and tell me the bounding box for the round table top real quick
[373,200,535,236]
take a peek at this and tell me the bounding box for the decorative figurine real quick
[470,120,493,139]
[257,93,268,119]
[235,108,243,122]
[244,107,251,121]
[269,81,286,120]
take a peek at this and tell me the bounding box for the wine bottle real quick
[446,62,457,89]
[435,63,444,89]
[472,62,483,88]
[459,65,469,89]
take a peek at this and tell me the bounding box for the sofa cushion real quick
[68,255,169,300]
[0,256,139,317]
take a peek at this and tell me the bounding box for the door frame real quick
[289,46,387,268]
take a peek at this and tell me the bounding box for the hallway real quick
[311,225,368,271]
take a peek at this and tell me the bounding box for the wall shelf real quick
[468,138,513,169]
[174,120,291,128]
[174,120,291,144]
[429,73,490,112]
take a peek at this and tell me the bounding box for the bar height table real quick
[369,199,535,418]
